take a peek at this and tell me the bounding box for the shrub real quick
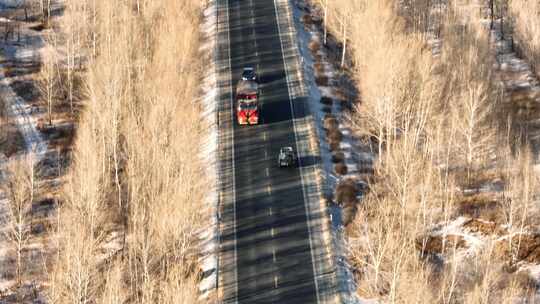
[335,162,347,175]
[315,75,329,86]
[309,40,321,52]
[323,114,338,130]
[329,140,340,152]
[327,128,342,143]
[336,179,358,205]
[342,204,358,226]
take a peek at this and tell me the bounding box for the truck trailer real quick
[236,79,259,125]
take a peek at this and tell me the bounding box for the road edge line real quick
[272,0,321,303]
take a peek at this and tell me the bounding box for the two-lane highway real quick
[216,0,337,303]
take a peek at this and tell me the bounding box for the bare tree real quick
[452,80,497,182]
[40,0,52,25]
[39,34,59,126]
[3,156,35,292]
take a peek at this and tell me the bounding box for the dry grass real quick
[47,0,209,302]
[508,0,540,77]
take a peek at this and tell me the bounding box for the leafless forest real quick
[47,0,210,302]
[1,0,211,302]
[1,0,540,303]
[313,0,540,302]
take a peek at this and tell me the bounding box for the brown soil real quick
[323,114,338,130]
[301,13,314,26]
[309,40,321,52]
[456,193,504,223]
[453,167,506,190]
[3,61,41,78]
[336,178,358,205]
[328,128,343,143]
[329,141,340,152]
[494,233,540,264]
[512,269,538,290]
[331,151,345,163]
[507,86,540,106]
[335,162,348,175]
[416,234,467,255]
[342,204,358,226]
[316,75,329,86]
[462,218,504,235]
[0,122,26,157]
[314,62,325,74]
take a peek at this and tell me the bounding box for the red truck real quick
[236,79,259,125]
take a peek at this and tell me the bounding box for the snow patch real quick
[197,0,219,299]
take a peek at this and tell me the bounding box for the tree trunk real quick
[323,0,327,45]
[341,20,347,67]
[489,0,494,30]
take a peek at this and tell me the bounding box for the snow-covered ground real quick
[197,0,219,299]
[0,0,23,9]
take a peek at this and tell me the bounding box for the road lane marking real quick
[271,227,275,237]
[264,149,268,159]
[266,185,272,194]
[273,0,320,302]
[249,0,258,58]
[265,167,270,177]
[273,248,277,262]
[274,276,278,288]
[269,207,273,216]
[263,131,268,141]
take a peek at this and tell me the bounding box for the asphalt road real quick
[216,0,336,303]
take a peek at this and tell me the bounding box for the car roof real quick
[243,67,254,71]
[280,146,293,152]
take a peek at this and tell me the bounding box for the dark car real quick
[241,67,257,82]
[278,146,297,168]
